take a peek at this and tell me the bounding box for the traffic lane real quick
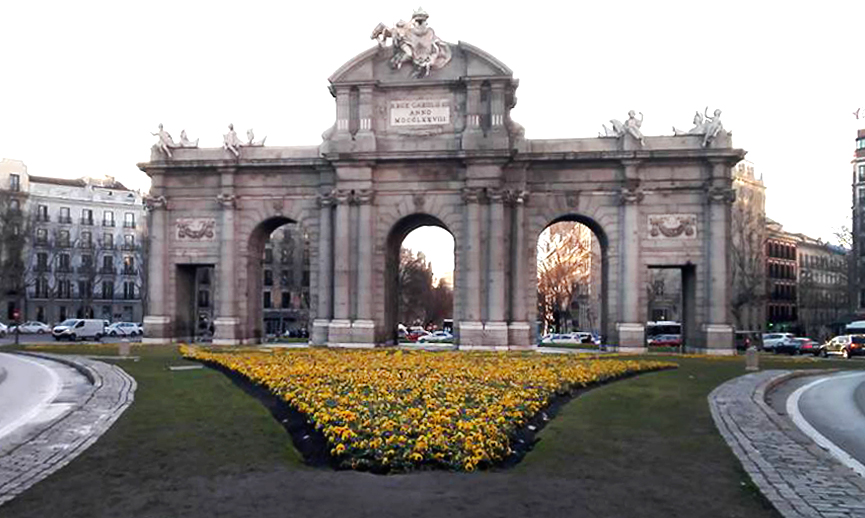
[795,370,865,469]
[0,334,142,346]
[0,352,60,440]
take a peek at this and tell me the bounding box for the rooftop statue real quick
[223,123,243,157]
[600,111,645,146]
[178,130,199,148]
[673,107,726,147]
[245,128,267,147]
[151,123,176,158]
[371,8,452,78]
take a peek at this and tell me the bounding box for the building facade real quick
[796,236,848,340]
[851,129,865,313]
[765,219,798,331]
[0,158,147,325]
[262,224,311,336]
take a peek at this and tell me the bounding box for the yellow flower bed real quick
[182,346,674,472]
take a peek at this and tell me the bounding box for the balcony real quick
[102,220,115,227]
[79,241,94,249]
[121,243,139,251]
[100,266,117,275]
[34,264,51,273]
[77,265,95,274]
[122,293,138,300]
[56,265,73,274]
[80,217,94,226]
[98,241,116,250]
[58,216,72,224]
[34,239,49,247]
[57,241,72,249]
[121,267,138,276]
[123,221,136,229]
[36,214,50,223]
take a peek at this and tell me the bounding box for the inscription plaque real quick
[390,99,450,126]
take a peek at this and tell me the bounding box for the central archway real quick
[384,213,455,345]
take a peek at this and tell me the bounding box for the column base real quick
[614,346,648,354]
[508,321,532,348]
[212,317,240,346]
[143,315,172,344]
[328,319,352,344]
[311,319,330,346]
[483,321,509,347]
[350,319,376,344]
[702,324,734,353]
[616,322,645,349]
[458,321,484,347]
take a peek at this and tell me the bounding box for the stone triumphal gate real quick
[141,13,744,353]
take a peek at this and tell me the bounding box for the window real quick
[102,281,114,299]
[264,248,273,263]
[36,228,47,245]
[58,279,72,299]
[35,278,49,298]
[263,291,272,308]
[78,280,93,298]
[123,256,135,274]
[102,255,114,273]
[10,173,20,192]
[59,207,71,223]
[37,204,49,222]
[59,253,71,272]
[36,253,48,271]
[9,199,19,212]
[80,231,92,248]
[859,165,865,182]
[81,254,93,270]
[281,291,291,309]
[124,212,135,229]
[58,230,70,247]
[59,306,67,321]
[102,233,113,248]
[281,270,290,287]
[858,138,865,150]
[123,281,135,299]
[264,269,273,286]
[103,211,114,227]
[123,234,135,249]
[81,209,93,225]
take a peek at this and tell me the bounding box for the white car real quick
[417,331,453,343]
[107,322,143,337]
[761,333,794,352]
[0,322,7,337]
[12,321,51,334]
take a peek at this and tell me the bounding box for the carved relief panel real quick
[647,214,697,239]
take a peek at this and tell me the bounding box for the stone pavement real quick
[0,352,136,507]
[709,370,865,518]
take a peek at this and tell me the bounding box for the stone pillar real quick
[462,83,483,149]
[355,86,376,150]
[459,187,484,346]
[328,189,352,343]
[213,183,240,345]
[484,188,508,347]
[508,190,532,348]
[617,161,645,351]
[351,189,375,345]
[311,191,334,345]
[704,160,736,354]
[143,188,171,344]
[334,88,351,140]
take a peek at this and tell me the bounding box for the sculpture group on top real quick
[151,124,199,158]
[371,8,451,78]
[151,123,266,159]
[599,107,727,147]
[223,124,267,158]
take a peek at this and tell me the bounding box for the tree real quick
[397,247,453,328]
[537,222,593,334]
[730,187,766,331]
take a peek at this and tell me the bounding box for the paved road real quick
[0,353,60,441]
[0,334,142,347]
[790,370,865,475]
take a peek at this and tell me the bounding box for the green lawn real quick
[3,345,857,518]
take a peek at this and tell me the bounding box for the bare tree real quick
[730,187,766,331]
[537,222,592,334]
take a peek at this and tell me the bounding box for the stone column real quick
[459,187,484,347]
[355,86,376,150]
[142,189,170,344]
[462,83,483,149]
[311,191,334,345]
[351,189,375,345]
[213,185,240,345]
[485,188,508,347]
[328,189,352,344]
[704,160,736,353]
[617,161,645,351]
[508,190,532,348]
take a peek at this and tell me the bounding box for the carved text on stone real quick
[390,99,450,126]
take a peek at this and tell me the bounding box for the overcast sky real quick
[2,0,864,271]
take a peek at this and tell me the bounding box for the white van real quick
[52,319,106,341]
[761,333,794,352]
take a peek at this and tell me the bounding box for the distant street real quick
[792,370,865,472]
[0,334,141,347]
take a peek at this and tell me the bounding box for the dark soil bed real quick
[199,359,667,473]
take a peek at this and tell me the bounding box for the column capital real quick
[706,186,736,204]
[216,193,237,209]
[487,187,506,204]
[353,189,375,205]
[461,187,484,204]
[333,189,352,205]
[144,195,167,211]
[618,188,644,205]
[506,189,529,205]
[317,191,335,208]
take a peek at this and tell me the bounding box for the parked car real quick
[571,332,596,344]
[648,334,682,347]
[10,321,52,334]
[774,337,813,355]
[797,338,823,356]
[761,333,794,352]
[52,319,106,341]
[106,322,142,337]
[407,328,431,342]
[417,331,453,343]
[0,322,7,337]
[821,334,865,359]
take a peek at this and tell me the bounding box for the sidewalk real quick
[709,370,865,518]
[0,352,136,507]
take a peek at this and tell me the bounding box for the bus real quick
[845,321,865,334]
[646,321,682,338]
